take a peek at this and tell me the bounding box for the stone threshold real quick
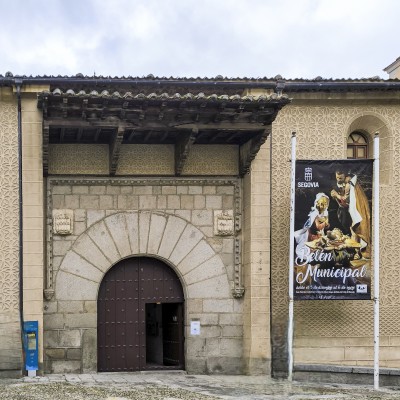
[0,369,23,379]
[294,364,400,386]
[295,363,400,376]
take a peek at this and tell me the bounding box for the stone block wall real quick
[43,177,245,374]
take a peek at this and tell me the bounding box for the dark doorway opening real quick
[145,303,184,369]
[98,257,184,372]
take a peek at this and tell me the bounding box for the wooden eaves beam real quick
[239,125,272,176]
[43,117,266,132]
[175,127,199,176]
[43,121,50,176]
[109,125,125,176]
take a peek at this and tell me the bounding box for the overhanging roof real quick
[37,88,290,176]
[6,72,397,178]
[1,72,396,176]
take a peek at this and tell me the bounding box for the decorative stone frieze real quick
[233,238,244,298]
[0,102,19,312]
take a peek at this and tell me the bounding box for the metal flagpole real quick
[288,132,296,381]
[373,132,380,390]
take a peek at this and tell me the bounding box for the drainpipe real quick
[15,79,25,374]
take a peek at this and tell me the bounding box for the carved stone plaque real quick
[52,209,74,235]
[214,210,234,236]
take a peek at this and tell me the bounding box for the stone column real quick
[242,140,271,374]
[22,89,46,372]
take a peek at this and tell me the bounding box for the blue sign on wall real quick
[23,321,38,370]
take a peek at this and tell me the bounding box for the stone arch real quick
[344,113,392,185]
[55,211,231,302]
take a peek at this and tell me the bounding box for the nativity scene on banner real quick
[293,160,373,300]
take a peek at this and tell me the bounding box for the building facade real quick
[0,71,399,379]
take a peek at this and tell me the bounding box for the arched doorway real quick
[97,257,184,372]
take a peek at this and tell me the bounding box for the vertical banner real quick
[294,160,373,300]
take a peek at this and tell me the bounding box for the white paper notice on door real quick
[190,320,201,335]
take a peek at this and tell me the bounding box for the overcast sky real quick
[0,0,399,80]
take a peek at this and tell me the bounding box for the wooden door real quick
[97,257,184,372]
[97,258,142,372]
[163,303,184,367]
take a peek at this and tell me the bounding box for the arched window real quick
[347,131,369,159]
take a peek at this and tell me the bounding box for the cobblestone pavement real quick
[1,372,400,399]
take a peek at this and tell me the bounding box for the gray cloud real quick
[0,0,399,79]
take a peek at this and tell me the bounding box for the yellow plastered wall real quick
[48,144,109,175]
[182,145,239,175]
